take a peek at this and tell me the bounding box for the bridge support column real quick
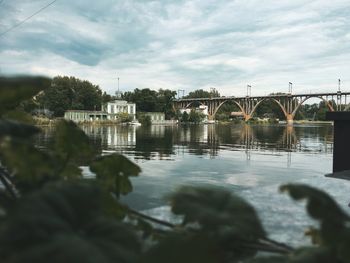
[286,114,294,125]
[244,114,251,122]
[208,114,214,121]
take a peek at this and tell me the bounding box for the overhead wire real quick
[0,0,58,38]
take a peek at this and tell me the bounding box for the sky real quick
[0,0,350,96]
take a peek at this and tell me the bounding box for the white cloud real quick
[0,0,349,96]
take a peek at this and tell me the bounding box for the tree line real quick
[33,76,334,121]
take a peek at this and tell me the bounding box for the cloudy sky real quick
[0,0,349,96]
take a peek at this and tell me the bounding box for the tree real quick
[38,76,102,117]
[185,88,220,99]
[189,110,204,123]
[182,111,189,122]
[122,88,177,118]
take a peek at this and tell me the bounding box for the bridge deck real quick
[175,92,350,102]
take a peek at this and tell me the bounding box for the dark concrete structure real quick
[326,112,350,173]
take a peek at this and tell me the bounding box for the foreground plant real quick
[0,76,349,262]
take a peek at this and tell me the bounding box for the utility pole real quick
[337,79,341,111]
[177,89,185,99]
[288,82,293,94]
[247,85,251,96]
[116,75,121,99]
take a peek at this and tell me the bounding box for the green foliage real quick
[0,76,50,116]
[170,187,265,261]
[122,88,176,119]
[185,88,220,99]
[188,110,205,123]
[0,182,141,263]
[90,154,141,197]
[138,114,152,126]
[181,111,189,122]
[117,112,133,123]
[37,76,102,117]
[3,76,350,263]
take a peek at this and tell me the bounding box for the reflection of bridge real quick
[173,92,350,124]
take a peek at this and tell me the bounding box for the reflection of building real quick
[106,126,136,146]
[102,100,136,120]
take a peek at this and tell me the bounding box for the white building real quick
[179,105,209,120]
[102,100,136,120]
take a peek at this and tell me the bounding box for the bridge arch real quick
[212,100,245,118]
[247,98,288,120]
[184,101,206,109]
[291,96,335,117]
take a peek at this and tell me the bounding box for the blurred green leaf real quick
[53,120,95,164]
[245,247,334,263]
[170,187,265,237]
[0,120,40,138]
[90,154,141,197]
[3,110,35,124]
[280,184,348,223]
[0,139,58,192]
[281,184,349,246]
[0,182,141,263]
[170,187,266,261]
[141,232,221,263]
[0,76,50,116]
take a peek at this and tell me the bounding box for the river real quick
[39,123,350,246]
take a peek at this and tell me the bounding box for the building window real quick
[110,105,114,114]
[130,106,134,114]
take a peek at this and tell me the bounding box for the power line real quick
[0,0,58,38]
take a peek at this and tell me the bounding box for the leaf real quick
[90,154,141,197]
[280,184,349,247]
[0,120,40,138]
[170,187,266,261]
[0,139,58,192]
[244,247,334,263]
[2,110,35,124]
[280,184,348,223]
[0,76,50,116]
[53,120,95,164]
[141,232,222,263]
[0,182,141,263]
[170,187,265,238]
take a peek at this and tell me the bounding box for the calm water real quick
[39,123,350,246]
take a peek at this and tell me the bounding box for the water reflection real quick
[73,124,333,162]
[37,123,333,163]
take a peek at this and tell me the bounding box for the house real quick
[142,112,178,125]
[179,105,209,121]
[102,100,136,120]
[64,99,136,122]
[64,110,108,122]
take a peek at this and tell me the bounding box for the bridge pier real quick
[286,114,294,125]
[244,114,251,122]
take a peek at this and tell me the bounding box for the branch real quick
[0,166,18,199]
[127,208,176,228]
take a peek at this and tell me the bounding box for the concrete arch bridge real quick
[173,92,350,124]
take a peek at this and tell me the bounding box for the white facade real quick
[180,105,209,120]
[103,100,136,120]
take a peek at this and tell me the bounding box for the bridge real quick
[173,91,350,124]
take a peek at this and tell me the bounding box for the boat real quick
[129,120,142,126]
